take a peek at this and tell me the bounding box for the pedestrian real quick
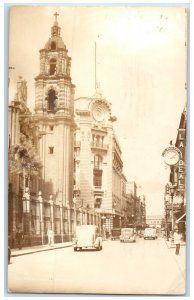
[173,228,182,255]
[15,228,24,250]
[47,228,53,246]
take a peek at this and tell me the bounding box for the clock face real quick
[163,150,179,165]
[92,105,105,122]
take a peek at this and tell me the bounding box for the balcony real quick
[74,141,81,148]
[91,141,108,152]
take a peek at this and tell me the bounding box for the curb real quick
[164,239,186,249]
[11,243,72,257]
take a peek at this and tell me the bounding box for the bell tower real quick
[34,13,75,206]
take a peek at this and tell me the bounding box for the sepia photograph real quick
[7,5,187,295]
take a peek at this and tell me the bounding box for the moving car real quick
[144,228,157,240]
[120,227,136,243]
[110,228,121,240]
[72,225,102,251]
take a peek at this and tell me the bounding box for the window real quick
[50,125,54,131]
[47,89,57,113]
[50,58,57,75]
[93,155,102,187]
[49,147,54,154]
[94,198,102,208]
[51,41,56,50]
[94,155,102,170]
[93,169,102,187]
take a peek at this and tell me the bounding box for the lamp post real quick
[38,191,44,245]
[22,187,31,245]
[101,215,106,239]
[73,195,77,230]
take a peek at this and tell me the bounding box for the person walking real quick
[173,228,182,255]
[15,228,24,250]
[47,228,53,246]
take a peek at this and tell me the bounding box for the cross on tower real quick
[54,12,59,23]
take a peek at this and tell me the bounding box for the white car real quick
[120,228,136,243]
[73,225,103,251]
[144,228,157,240]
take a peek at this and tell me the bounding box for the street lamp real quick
[101,215,106,239]
[73,195,77,230]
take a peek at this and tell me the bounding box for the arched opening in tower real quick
[47,89,57,113]
[51,41,56,50]
[50,58,57,75]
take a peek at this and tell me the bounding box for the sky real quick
[8,5,187,215]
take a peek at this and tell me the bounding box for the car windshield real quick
[111,229,121,235]
[75,226,96,236]
[122,228,134,234]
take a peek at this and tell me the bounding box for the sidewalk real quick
[11,242,72,257]
[164,238,186,276]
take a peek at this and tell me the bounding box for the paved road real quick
[8,237,186,295]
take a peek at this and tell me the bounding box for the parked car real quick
[110,228,121,240]
[72,225,102,251]
[144,228,157,240]
[120,228,136,243]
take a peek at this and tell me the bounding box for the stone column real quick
[38,191,44,245]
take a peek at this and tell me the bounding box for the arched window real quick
[47,89,57,113]
[51,41,56,50]
[50,58,57,75]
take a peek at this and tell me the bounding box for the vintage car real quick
[72,225,102,251]
[144,228,157,240]
[120,227,136,243]
[110,228,121,240]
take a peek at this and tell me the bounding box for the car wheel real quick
[74,247,77,252]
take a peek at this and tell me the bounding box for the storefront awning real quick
[176,213,186,223]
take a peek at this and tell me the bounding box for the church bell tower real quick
[34,13,75,206]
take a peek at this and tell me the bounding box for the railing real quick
[91,141,108,151]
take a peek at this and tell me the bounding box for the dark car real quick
[110,228,121,240]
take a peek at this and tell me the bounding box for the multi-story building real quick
[164,107,186,240]
[73,87,126,233]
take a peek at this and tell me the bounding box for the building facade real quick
[146,215,163,228]
[164,108,186,240]
[73,88,126,233]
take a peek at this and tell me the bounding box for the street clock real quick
[162,147,180,166]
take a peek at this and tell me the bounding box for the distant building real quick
[146,215,163,228]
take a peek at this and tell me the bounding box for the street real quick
[8,237,186,295]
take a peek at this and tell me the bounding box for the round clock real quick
[163,149,180,166]
[92,106,105,122]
